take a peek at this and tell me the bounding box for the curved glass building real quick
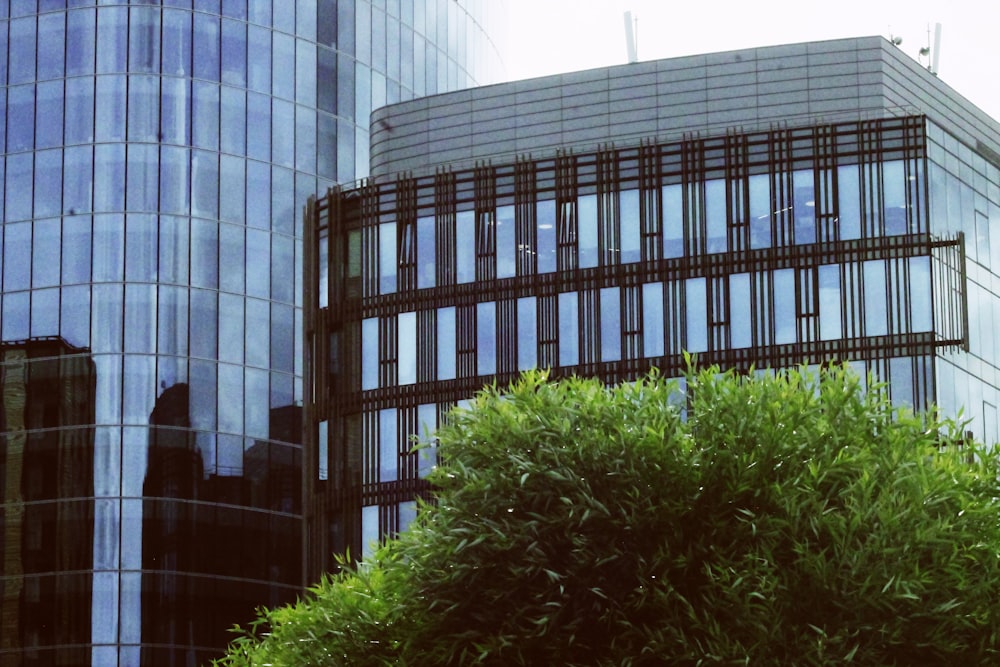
[0,0,505,663]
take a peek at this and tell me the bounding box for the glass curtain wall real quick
[927,121,1000,446]
[0,0,504,664]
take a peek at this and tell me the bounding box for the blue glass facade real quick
[0,0,504,663]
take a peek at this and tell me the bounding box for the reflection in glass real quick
[399,312,417,385]
[456,211,475,283]
[417,215,435,288]
[793,169,816,244]
[600,287,621,362]
[497,205,516,279]
[642,282,664,358]
[909,256,932,332]
[773,269,796,344]
[838,165,861,240]
[437,307,456,380]
[620,189,641,263]
[730,273,751,348]
[477,302,496,375]
[818,264,842,340]
[537,199,556,273]
[362,318,379,390]
[685,278,707,352]
[704,179,726,254]
[559,292,579,366]
[579,194,598,268]
[749,174,771,249]
[517,297,536,370]
[863,260,888,337]
[379,222,397,293]
[882,160,907,235]
[379,408,398,482]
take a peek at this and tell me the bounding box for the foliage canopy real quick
[217,365,1000,666]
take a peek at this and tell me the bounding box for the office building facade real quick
[306,36,998,570]
[0,0,504,663]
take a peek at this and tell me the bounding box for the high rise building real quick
[0,1,505,663]
[307,36,996,571]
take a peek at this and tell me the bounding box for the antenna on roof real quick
[931,23,942,75]
[920,23,942,75]
[624,11,638,64]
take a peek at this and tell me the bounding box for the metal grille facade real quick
[306,115,970,574]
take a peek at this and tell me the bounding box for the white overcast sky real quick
[503,0,1000,122]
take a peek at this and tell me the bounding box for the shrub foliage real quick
[217,365,1000,666]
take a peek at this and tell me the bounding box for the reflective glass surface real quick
[1,0,504,661]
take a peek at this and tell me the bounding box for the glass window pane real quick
[456,211,474,283]
[218,293,245,364]
[685,278,707,352]
[436,306,455,380]
[62,216,92,285]
[245,228,270,298]
[620,189,641,263]
[379,222,397,294]
[863,260,888,336]
[416,215,435,289]
[272,32,295,100]
[191,150,220,219]
[600,287,621,362]
[773,268,796,344]
[92,214,125,282]
[362,317,379,390]
[517,297,536,370]
[749,174,771,249]
[189,218,219,290]
[818,264,843,341]
[398,312,416,385]
[8,84,35,152]
[162,8,192,77]
[704,179,726,254]
[33,148,63,219]
[36,81,64,149]
[126,144,159,212]
[558,291,578,366]
[496,205,515,279]
[67,8,97,76]
[642,282,664,357]
[883,160,907,235]
[3,222,31,291]
[221,18,247,86]
[663,184,683,258]
[793,169,816,244]
[579,194,598,268]
[909,256,932,332]
[8,17,37,84]
[380,409,397,482]
[96,7,127,74]
[730,273,752,348]
[125,214,157,282]
[838,165,861,240]
[537,199,556,273]
[65,77,95,145]
[477,301,495,376]
[193,12,221,81]
[128,6,160,73]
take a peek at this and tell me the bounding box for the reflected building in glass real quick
[307,36,1000,572]
[0,0,505,663]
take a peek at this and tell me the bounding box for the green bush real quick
[217,365,1000,666]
